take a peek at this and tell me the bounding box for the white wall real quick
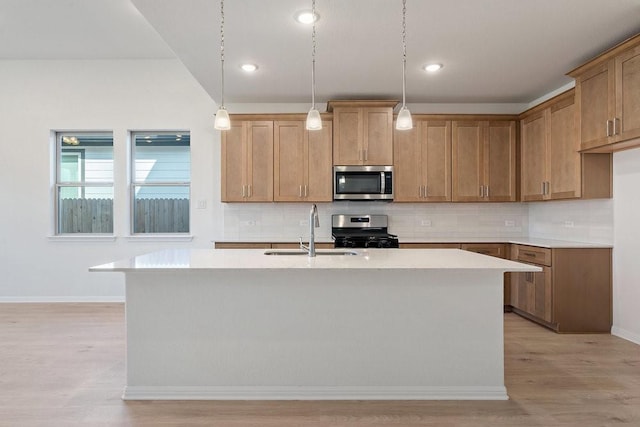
[0,59,219,300]
[612,148,640,344]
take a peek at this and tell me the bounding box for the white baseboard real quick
[123,385,509,401]
[612,326,640,346]
[0,296,124,303]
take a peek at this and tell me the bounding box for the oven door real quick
[333,166,393,200]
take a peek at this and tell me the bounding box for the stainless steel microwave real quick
[333,165,394,201]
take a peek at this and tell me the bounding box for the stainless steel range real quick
[332,214,399,248]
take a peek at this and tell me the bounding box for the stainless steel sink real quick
[264,249,358,256]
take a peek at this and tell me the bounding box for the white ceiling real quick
[2,0,640,107]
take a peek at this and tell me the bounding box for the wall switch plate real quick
[241,220,257,226]
[564,221,574,228]
[197,200,207,209]
[299,220,309,226]
[504,220,515,227]
[421,220,432,227]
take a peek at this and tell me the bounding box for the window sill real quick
[125,235,194,242]
[48,235,117,242]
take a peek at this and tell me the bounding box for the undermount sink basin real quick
[264,249,358,256]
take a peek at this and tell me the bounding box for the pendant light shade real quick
[396,106,413,130]
[214,107,230,130]
[214,0,230,131]
[305,0,322,131]
[306,108,322,130]
[396,0,412,131]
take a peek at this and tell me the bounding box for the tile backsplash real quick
[222,199,614,244]
[223,202,529,242]
[528,198,613,244]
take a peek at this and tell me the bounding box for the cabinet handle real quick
[541,182,545,195]
[304,185,308,197]
[546,181,550,195]
[359,149,363,161]
[419,186,423,198]
[480,186,484,197]
[364,149,368,161]
[522,251,536,258]
[606,120,612,137]
[613,117,619,135]
[248,185,252,198]
[485,185,489,198]
[424,185,428,198]
[242,185,246,198]
[299,185,303,198]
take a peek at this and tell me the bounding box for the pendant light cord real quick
[401,0,407,108]
[311,0,317,109]
[220,0,225,108]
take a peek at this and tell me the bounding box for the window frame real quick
[129,131,191,235]
[54,131,114,235]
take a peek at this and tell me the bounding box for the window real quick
[131,132,190,234]
[56,133,114,234]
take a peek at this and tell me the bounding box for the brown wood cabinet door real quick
[485,121,516,201]
[363,108,393,165]
[221,122,246,202]
[246,121,274,201]
[615,44,640,143]
[274,121,305,202]
[452,121,483,201]
[532,267,553,323]
[393,125,421,202]
[306,121,333,202]
[513,268,552,323]
[548,97,580,200]
[520,112,547,201]
[333,108,362,165]
[577,61,615,150]
[419,120,452,201]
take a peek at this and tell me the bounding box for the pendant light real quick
[305,0,322,131]
[396,0,413,130]
[214,0,230,130]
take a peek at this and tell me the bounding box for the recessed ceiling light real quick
[295,10,319,24]
[240,64,258,72]
[424,63,443,73]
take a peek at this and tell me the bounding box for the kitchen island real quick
[90,248,540,400]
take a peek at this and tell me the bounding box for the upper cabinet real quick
[569,34,640,152]
[394,119,451,202]
[520,90,612,201]
[328,100,396,165]
[273,120,333,202]
[452,120,517,202]
[221,120,274,202]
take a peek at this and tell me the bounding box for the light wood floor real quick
[0,304,639,427]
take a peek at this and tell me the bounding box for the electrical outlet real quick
[241,220,257,226]
[421,220,432,227]
[196,200,207,209]
[504,220,515,227]
[564,221,574,228]
[299,220,308,226]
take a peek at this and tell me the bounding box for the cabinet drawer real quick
[513,245,551,266]
[461,243,506,258]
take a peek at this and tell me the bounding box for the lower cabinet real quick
[508,244,612,333]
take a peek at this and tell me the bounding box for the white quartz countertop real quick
[90,248,541,273]
[400,237,612,248]
[214,237,612,248]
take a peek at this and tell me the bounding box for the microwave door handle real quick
[380,172,385,195]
